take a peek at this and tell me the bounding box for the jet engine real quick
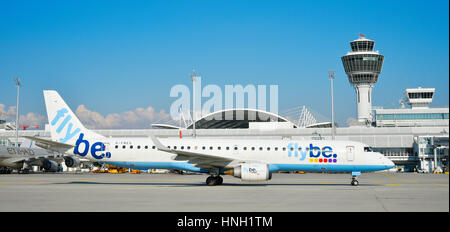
[226,163,272,181]
[64,156,80,168]
[42,160,58,172]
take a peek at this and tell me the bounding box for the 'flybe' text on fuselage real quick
[287,143,338,163]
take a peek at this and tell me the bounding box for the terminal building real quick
[374,88,448,128]
[1,36,448,173]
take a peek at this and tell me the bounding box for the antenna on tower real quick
[399,98,406,109]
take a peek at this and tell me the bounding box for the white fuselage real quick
[67,136,394,173]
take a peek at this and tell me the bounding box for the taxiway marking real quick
[434,184,448,187]
[381,173,418,183]
[386,184,401,186]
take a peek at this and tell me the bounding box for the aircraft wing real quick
[1,153,64,166]
[22,136,74,153]
[2,157,28,164]
[151,136,238,169]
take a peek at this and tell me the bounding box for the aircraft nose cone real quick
[385,159,395,169]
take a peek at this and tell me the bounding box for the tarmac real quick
[0,172,448,212]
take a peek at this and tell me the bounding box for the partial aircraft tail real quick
[43,90,104,145]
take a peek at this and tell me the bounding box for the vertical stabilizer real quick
[43,90,104,145]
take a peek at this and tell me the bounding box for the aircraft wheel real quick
[206,176,223,186]
[351,180,359,186]
[206,176,217,186]
[216,176,223,185]
[19,168,30,174]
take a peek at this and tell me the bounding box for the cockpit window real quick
[364,147,374,152]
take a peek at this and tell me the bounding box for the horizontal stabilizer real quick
[23,136,74,153]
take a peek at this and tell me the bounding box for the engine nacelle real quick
[64,156,80,168]
[227,163,272,182]
[42,160,58,172]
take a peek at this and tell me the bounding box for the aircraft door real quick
[346,146,355,162]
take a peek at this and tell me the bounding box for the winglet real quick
[150,136,171,152]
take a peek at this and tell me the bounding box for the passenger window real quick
[283,147,286,151]
[202,146,206,150]
[130,145,133,149]
[115,145,118,149]
[187,146,191,150]
[152,146,155,149]
[259,147,263,151]
[226,147,230,150]
[252,147,255,151]
[218,147,221,150]
[210,146,213,150]
[173,146,177,149]
[275,147,278,151]
[181,146,184,150]
[137,146,141,149]
[122,145,126,149]
[243,147,247,150]
[267,147,270,151]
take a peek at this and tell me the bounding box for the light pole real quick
[190,70,197,138]
[328,70,335,140]
[13,77,20,147]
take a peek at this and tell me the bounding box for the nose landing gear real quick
[351,171,361,186]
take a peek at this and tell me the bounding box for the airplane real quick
[0,143,67,174]
[26,90,395,186]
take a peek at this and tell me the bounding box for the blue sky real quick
[0,0,448,128]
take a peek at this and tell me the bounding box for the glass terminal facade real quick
[376,113,449,121]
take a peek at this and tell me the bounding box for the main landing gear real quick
[351,171,361,186]
[206,175,223,186]
[205,169,223,186]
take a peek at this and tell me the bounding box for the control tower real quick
[341,35,384,124]
[405,87,435,108]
